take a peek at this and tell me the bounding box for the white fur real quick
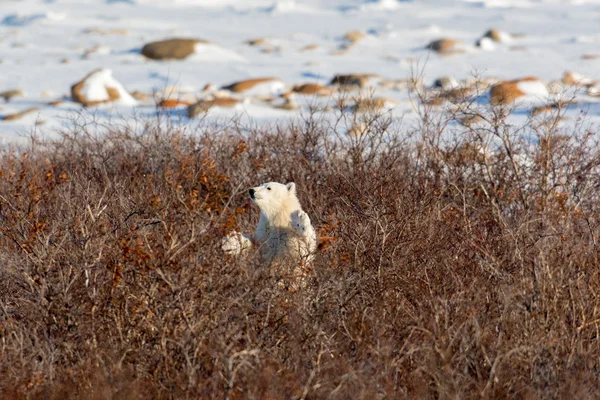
[222,182,317,267]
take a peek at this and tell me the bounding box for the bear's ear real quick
[286,182,296,194]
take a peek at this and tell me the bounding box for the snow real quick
[517,79,550,99]
[78,69,138,106]
[0,0,599,142]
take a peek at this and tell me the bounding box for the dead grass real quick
[0,98,599,399]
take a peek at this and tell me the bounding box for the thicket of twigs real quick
[1,95,599,399]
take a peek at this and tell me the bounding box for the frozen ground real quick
[1,0,599,143]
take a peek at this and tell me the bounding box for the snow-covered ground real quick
[1,0,599,143]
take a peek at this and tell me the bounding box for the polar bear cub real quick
[222,182,317,265]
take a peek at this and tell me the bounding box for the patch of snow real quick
[80,69,137,106]
[191,43,246,63]
[477,37,496,51]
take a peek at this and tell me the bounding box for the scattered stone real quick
[426,39,462,54]
[459,115,484,127]
[353,97,397,113]
[433,77,459,90]
[343,30,366,43]
[292,83,333,96]
[562,71,592,86]
[2,107,38,121]
[158,99,191,109]
[425,87,474,106]
[300,44,319,52]
[587,83,600,97]
[130,91,149,101]
[581,54,599,60]
[0,89,24,102]
[330,74,381,88]
[531,105,555,116]
[273,92,298,110]
[443,87,475,102]
[490,81,525,105]
[482,29,512,43]
[245,38,269,46]
[424,96,446,107]
[141,38,208,60]
[187,97,240,118]
[221,78,285,96]
[261,46,281,54]
[71,68,137,107]
[490,77,548,105]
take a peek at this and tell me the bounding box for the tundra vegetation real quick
[0,92,599,399]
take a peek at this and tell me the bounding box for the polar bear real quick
[221,182,317,266]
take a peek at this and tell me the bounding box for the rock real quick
[71,68,137,107]
[141,38,208,60]
[459,115,484,127]
[562,71,592,86]
[343,30,366,43]
[2,107,38,121]
[490,77,548,105]
[292,83,333,96]
[272,92,299,110]
[587,83,600,97]
[245,38,269,46]
[531,105,555,116]
[426,87,475,106]
[221,78,285,96]
[433,77,459,90]
[353,97,397,113]
[187,97,240,118]
[482,29,512,43]
[330,74,381,88]
[581,54,600,60]
[300,44,319,52]
[0,89,24,102]
[47,99,64,107]
[130,91,149,101]
[490,81,526,105]
[158,99,191,109]
[426,39,462,54]
[423,96,445,107]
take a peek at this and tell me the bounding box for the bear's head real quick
[249,182,299,219]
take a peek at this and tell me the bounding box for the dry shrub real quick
[0,98,599,399]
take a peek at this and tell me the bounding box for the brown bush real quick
[0,99,599,399]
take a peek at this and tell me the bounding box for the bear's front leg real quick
[291,210,315,238]
[290,210,318,260]
[221,231,253,255]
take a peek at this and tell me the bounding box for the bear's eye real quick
[267,187,271,190]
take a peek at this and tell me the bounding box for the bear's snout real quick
[249,188,255,199]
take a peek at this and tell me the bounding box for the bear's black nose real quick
[249,188,255,198]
